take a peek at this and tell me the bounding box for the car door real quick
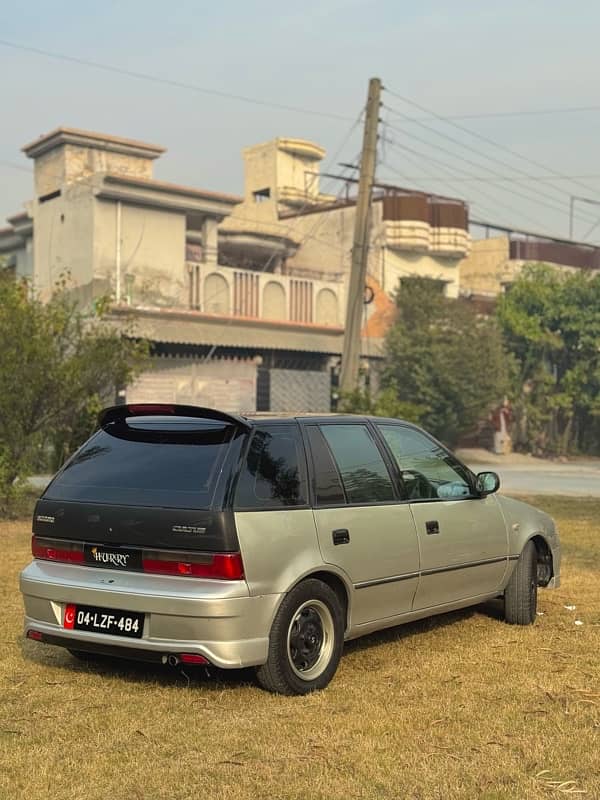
[305,422,420,626]
[375,423,509,611]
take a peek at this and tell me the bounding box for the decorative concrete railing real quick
[186,261,345,326]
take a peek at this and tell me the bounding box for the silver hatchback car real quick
[21,404,560,694]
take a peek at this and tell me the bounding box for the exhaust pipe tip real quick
[167,654,180,667]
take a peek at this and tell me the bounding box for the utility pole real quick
[339,77,382,393]
[569,194,600,240]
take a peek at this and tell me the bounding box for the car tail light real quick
[141,551,244,580]
[32,535,84,564]
[180,654,209,665]
[30,535,244,580]
[26,630,43,641]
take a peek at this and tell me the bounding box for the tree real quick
[0,273,148,514]
[338,383,425,423]
[379,278,510,446]
[497,263,600,455]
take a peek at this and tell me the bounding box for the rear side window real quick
[320,424,395,504]
[305,426,345,506]
[234,425,307,509]
[45,420,236,509]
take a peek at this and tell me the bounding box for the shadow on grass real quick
[20,599,507,693]
[344,598,505,657]
[20,636,258,692]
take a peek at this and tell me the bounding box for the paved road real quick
[464,460,600,498]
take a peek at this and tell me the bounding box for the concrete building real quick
[1,126,471,412]
[221,136,470,297]
[460,224,600,304]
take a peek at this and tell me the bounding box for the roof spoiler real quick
[98,403,253,431]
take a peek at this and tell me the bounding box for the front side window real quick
[377,424,473,501]
[320,424,395,504]
[234,425,307,509]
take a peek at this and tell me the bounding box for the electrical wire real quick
[380,135,555,233]
[381,118,599,227]
[0,159,32,174]
[383,103,600,222]
[383,87,600,200]
[0,39,354,122]
[376,119,508,223]
[373,173,600,184]
[198,113,365,359]
[4,35,599,124]
[376,143,513,228]
[420,104,600,121]
[254,110,364,272]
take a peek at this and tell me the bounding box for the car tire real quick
[255,578,344,695]
[504,540,538,625]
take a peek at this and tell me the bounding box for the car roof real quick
[107,404,412,428]
[242,412,411,425]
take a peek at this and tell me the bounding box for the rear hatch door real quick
[35,405,249,552]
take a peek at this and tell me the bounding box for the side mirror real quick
[476,471,500,496]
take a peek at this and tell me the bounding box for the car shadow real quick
[20,637,257,692]
[344,597,505,657]
[20,598,507,693]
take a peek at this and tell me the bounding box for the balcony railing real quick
[186,262,344,327]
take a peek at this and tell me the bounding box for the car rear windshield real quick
[44,418,238,509]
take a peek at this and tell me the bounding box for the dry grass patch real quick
[1,497,599,800]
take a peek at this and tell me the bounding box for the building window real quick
[39,189,61,204]
[253,188,271,203]
[186,243,203,262]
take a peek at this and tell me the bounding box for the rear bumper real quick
[20,560,281,669]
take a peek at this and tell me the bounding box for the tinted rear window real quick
[45,419,236,509]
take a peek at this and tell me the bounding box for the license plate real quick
[64,603,144,638]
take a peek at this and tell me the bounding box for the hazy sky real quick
[1,0,600,240]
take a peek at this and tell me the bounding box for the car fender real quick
[495,495,561,588]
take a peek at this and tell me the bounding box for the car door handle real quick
[426,520,440,535]
[332,528,350,545]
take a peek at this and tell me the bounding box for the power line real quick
[3,35,598,125]
[422,105,600,122]
[380,111,600,240]
[383,86,600,202]
[383,102,600,219]
[196,112,367,356]
[375,173,600,184]
[376,126,511,225]
[0,38,354,122]
[381,117,600,227]
[381,134,566,232]
[0,159,33,174]
[380,154,549,232]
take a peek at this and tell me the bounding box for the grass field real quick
[1,496,598,800]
